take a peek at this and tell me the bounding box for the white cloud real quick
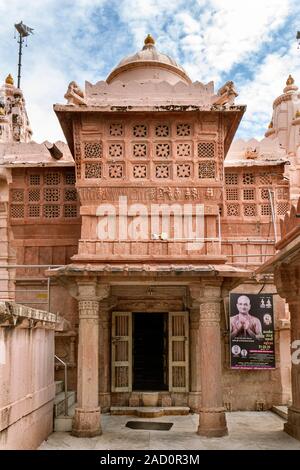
[237,43,300,140]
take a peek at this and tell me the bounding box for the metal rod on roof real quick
[14,21,33,88]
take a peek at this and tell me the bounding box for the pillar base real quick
[188,392,201,413]
[197,407,228,438]
[72,407,102,437]
[284,406,300,441]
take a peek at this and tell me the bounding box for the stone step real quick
[110,406,190,418]
[55,380,64,395]
[54,391,76,418]
[272,405,288,420]
[54,404,76,432]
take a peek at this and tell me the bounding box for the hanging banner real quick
[229,293,275,369]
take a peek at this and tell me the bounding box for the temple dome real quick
[106,35,191,85]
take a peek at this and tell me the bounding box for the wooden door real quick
[111,312,132,392]
[168,312,189,392]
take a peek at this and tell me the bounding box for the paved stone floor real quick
[39,412,300,450]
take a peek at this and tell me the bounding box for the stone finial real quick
[5,74,14,85]
[286,74,294,86]
[144,34,155,46]
[64,81,86,105]
[214,80,238,106]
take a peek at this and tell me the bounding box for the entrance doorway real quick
[111,311,189,393]
[133,313,168,391]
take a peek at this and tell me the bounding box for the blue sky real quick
[0,0,299,143]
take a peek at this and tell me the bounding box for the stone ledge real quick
[0,301,56,328]
[110,406,190,418]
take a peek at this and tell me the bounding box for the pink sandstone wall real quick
[0,302,56,450]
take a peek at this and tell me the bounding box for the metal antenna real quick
[14,21,34,88]
[297,31,300,49]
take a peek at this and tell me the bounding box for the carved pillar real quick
[99,301,111,411]
[284,301,300,440]
[191,284,227,437]
[72,282,109,437]
[275,264,300,441]
[189,306,201,412]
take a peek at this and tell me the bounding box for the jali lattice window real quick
[259,173,272,185]
[85,163,102,179]
[44,172,61,186]
[44,205,60,218]
[110,123,123,137]
[29,174,40,186]
[198,161,216,179]
[133,124,147,138]
[226,188,238,200]
[197,142,215,159]
[244,204,256,216]
[29,189,40,202]
[133,143,147,158]
[243,173,255,185]
[243,189,255,200]
[155,143,171,158]
[225,173,238,185]
[227,204,239,216]
[28,205,40,218]
[65,172,76,185]
[133,165,147,179]
[109,164,123,178]
[109,143,123,158]
[176,123,191,136]
[11,170,79,221]
[177,164,191,178]
[44,188,60,202]
[84,142,102,159]
[64,205,78,218]
[261,204,272,216]
[176,143,192,158]
[261,188,269,200]
[277,202,289,215]
[10,205,24,218]
[64,189,77,201]
[11,189,24,202]
[155,164,170,178]
[155,124,169,137]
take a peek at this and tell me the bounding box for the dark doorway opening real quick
[133,312,168,391]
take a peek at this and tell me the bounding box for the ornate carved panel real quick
[176,123,191,136]
[155,124,170,137]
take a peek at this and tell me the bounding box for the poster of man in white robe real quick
[230,293,275,369]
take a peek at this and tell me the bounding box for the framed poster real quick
[229,293,275,369]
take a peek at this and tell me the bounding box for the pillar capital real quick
[200,301,221,324]
[189,283,222,304]
[77,280,110,302]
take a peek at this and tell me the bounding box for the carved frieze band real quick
[78,300,99,319]
[78,186,221,206]
[200,302,220,323]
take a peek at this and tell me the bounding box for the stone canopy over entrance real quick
[49,264,249,437]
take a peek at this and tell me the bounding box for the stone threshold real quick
[110,406,190,418]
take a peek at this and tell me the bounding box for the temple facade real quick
[1,35,300,439]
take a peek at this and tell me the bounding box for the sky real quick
[0,0,299,143]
